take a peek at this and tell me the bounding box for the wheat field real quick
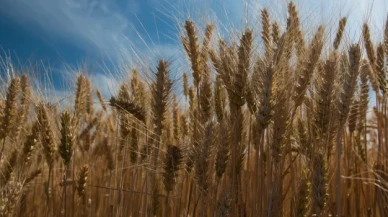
[0,1,388,217]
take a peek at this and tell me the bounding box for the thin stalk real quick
[165,193,169,217]
[246,115,252,214]
[72,150,75,217]
[0,139,5,165]
[142,127,148,217]
[116,141,128,217]
[337,124,344,217]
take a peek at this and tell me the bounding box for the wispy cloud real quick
[0,0,143,58]
[226,0,387,39]
[0,0,187,92]
[1,0,387,86]
[1,0,387,56]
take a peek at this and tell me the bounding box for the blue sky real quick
[0,0,387,100]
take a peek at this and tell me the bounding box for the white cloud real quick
[1,0,387,58]
[0,0,386,110]
[2,0,387,82]
[224,0,387,39]
[0,0,139,57]
[89,72,120,97]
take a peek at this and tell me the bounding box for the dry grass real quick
[1,2,388,217]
